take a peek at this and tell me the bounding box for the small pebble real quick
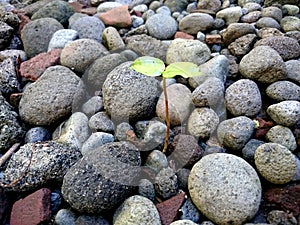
[115,122,134,141]
[24,127,51,143]
[81,96,103,116]
[89,112,114,133]
[81,132,114,156]
[138,178,155,202]
[155,167,178,199]
[266,81,300,101]
[145,150,168,174]
[180,198,201,222]
[55,209,77,225]
[242,139,265,163]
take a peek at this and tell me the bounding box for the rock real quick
[197,0,221,12]
[286,60,300,84]
[267,100,300,126]
[189,55,229,88]
[48,29,78,51]
[254,36,300,60]
[75,215,110,225]
[168,134,204,168]
[102,61,159,123]
[10,188,51,225]
[266,125,297,152]
[3,141,81,192]
[178,13,214,34]
[68,13,88,27]
[0,58,20,97]
[228,34,258,58]
[62,141,141,213]
[238,0,263,7]
[166,39,211,65]
[21,18,63,58]
[257,27,283,39]
[0,94,24,153]
[0,12,20,30]
[102,26,125,51]
[19,65,86,126]
[242,139,265,163]
[81,132,114,155]
[176,168,190,191]
[255,143,296,184]
[155,167,178,199]
[0,21,13,50]
[55,209,77,225]
[189,153,261,225]
[60,38,108,73]
[25,127,51,143]
[145,149,168,174]
[99,5,132,28]
[280,16,300,32]
[283,4,299,15]
[97,2,122,13]
[20,49,62,81]
[170,220,198,225]
[261,6,282,22]
[264,0,299,6]
[89,111,114,133]
[156,191,186,225]
[31,0,74,26]
[115,122,134,141]
[225,79,262,117]
[239,46,287,83]
[81,96,103,116]
[217,116,255,151]
[163,0,188,12]
[187,108,219,139]
[83,53,126,94]
[266,81,300,101]
[180,198,201,222]
[240,11,261,23]
[138,179,155,202]
[125,34,169,62]
[0,49,26,62]
[216,6,243,25]
[156,83,192,126]
[70,16,105,42]
[113,195,161,225]
[221,23,256,45]
[267,210,297,225]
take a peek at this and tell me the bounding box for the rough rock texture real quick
[189,153,261,225]
[0,58,20,97]
[221,23,256,45]
[179,13,214,34]
[266,81,300,101]
[47,29,78,51]
[155,167,178,199]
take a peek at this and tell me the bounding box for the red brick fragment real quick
[174,31,194,40]
[10,188,51,225]
[156,191,186,225]
[99,5,132,28]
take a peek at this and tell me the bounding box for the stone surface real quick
[55,209,77,225]
[267,210,297,225]
[155,167,178,199]
[242,139,265,163]
[228,34,258,58]
[25,127,51,143]
[179,13,214,34]
[138,179,155,202]
[75,215,110,225]
[280,16,300,32]
[164,0,188,12]
[256,17,281,30]
[0,58,20,97]
[48,29,78,51]
[180,198,201,222]
[99,5,132,27]
[81,132,114,156]
[216,6,243,25]
[19,65,85,126]
[170,220,198,225]
[81,96,103,116]
[10,188,51,225]
[145,149,168,174]
[189,153,261,225]
[89,111,114,133]
[102,26,125,51]
[286,60,300,84]
[266,81,300,101]
[255,143,297,184]
[221,23,256,45]
[197,0,221,12]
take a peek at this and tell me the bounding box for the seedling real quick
[131,56,201,153]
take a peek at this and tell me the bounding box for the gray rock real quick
[187,108,219,139]
[97,2,122,13]
[155,167,178,199]
[239,46,287,83]
[0,49,26,62]
[267,210,297,225]
[176,168,190,191]
[53,112,90,150]
[0,58,20,97]
[170,220,198,225]
[0,94,25,153]
[156,5,171,15]
[31,0,74,26]
[238,0,263,6]
[283,4,299,15]
[163,0,188,12]
[255,143,297,184]
[286,60,300,84]
[24,127,51,143]
[267,100,300,126]
[156,83,192,126]
[228,34,258,58]
[256,17,281,29]
[166,39,211,65]
[280,16,300,32]
[285,30,300,42]
[0,12,20,30]
[221,23,256,45]
[254,36,300,60]
[188,153,261,225]
[217,116,255,151]
[21,18,63,58]
[70,16,105,42]
[113,195,161,225]
[138,179,155,202]
[119,49,139,61]
[266,125,297,152]
[145,149,168,173]
[81,96,103,116]
[102,26,125,51]
[257,27,283,39]
[131,15,144,27]
[264,0,299,7]
[48,29,78,52]
[189,55,229,88]
[0,21,13,50]
[240,11,261,23]
[179,13,214,34]
[55,209,77,225]
[125,34,169,62]
[89,111,114,133]
[145,13,177,39]
[242,139,265,162]
[180,198,201,222]
[62,141,141,213]
[83,53,126,93]
[81,132,114,156]
[261,6,282,22]
[60,39,108,73]
[19,66,86,126]
[75,215,110,225]
[115,122,134,141]
[216,6,243,25]
[68,13,88,28]
[197,0,221,12]
[3,141,82,192]
[266,81,300,101]
[102,61,159,123]
[225,79,262,117]
[243,3,262,11]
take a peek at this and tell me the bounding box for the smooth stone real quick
[238,0,263,6]
[256,17,281,30]
[179,13,214,34]
[55,209,77,225]
[163,0,188,13]
[266,81,300,101]
[115,122,134,141]
[68,13,88,28]
[283,4,299,15]
[48,29,78,52]
[255,143,297,184]
[75,215,110,225]
[88,111,114,133]
[155,167,178,199]
[176,168,190,191]
[189,153,261,225]
[24,127,51,143]
[197,0,221,12]
[145,149,168,173]
[261,6,282,22]
[81,96,103,116]
[216,6,243,25]
[242,139,265,163]
[243,2,262,11]
[138,179,155,202]
[280,16,300,32]
[96,2,122,13]
[156,5,171,15]
[102,26,125,51]
[81,132,114,156]
[285,60,300,84]
[131,15,144,28]
[240,11,262,23]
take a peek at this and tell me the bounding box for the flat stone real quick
[178,13,214,34]
[99,5,132,28]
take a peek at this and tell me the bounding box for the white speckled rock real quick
[254,143,297,184]
[216,6,243,25]
[113,195,161,225]
[48,29,78,52]
[189,153,261,225]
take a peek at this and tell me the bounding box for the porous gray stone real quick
[81,132,114,156]
[285,60,300,84]
[188,153,261,225]
[0,58,20,97]
[228,34,258,58]
[3,141,82,192]
[179,13,214,34]
[225,79,262,117]
[75,215,110,225]
[155,167,178,199]
[62,141,141,213]
[102,61,159,123]
[113,195,161,225]
[280,16,300,32]
[217,116,255,151]
[19,66,86,126]
[138,179,155,202]
[180,198,201,222]
[48,29,78,52]
[266,81,300,101]
[221,23,256,45]
[0,21,13,50]
[254,143,297,184]
[88,111,114,133]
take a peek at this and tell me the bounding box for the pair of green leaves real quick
[130,56,201,79]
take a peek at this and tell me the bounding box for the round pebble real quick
[115,122,133,141]
[81,132,114,156]
[179,13,214,34]
[286,60,300,84]
[170,220,198,225]
[216,6,243,25]
[280,16,300,32]
[55,209,77,225]
[145,149,168,173]
[89,112,114,133]
[188,153,262,225]
[256,17,281,29]
[102,27,125,51]
[180,199,201,222]
[283,4,299,15]
[266,81,300,101]
[242,139,265,163]
[24,127,51,143]
[81,96,103,116]
[47,29,78,52]
[155,167,178,199]
[261,6,282,22]
[254,143,297,184]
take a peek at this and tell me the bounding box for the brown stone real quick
[10,188,51,225]
[69,1,84,13]
[20,49,62,81]
[254,117,274,139]
[205,34,222,44]
[156,191,186,225]
[99,5,132,28]
[174,31,194,39]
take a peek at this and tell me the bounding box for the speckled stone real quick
[180,198,201,222]
[75,215,110,225]
[228,34,258,58]
[267,210,297,225]
[189,153,261,225]
[55,209,77,225]
[102,26,125,51]
[115,122,134,141]
[267,100,300,127]
[256,17,281,29]
[266,81,300,101]
[255,143,296,184]
[221,23,256,46]
[178,13,214,34]
[138,179,155,202]
[257,27,283,39]
[286,60,300,84]
[47,29,78,52]
[89,111,114,133]
[216,6,243,25]
[24,127,51,143]
[280,16,300,32]
[155,167,178,199]
[113,195,161,225]
[145,149,168,174]
[0,57,20,97]
[0,21,13,50]
[242,139,265,163]
[81,132,114,156]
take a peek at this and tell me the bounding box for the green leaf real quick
[162,62,201,78]
[130,56,165,77]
